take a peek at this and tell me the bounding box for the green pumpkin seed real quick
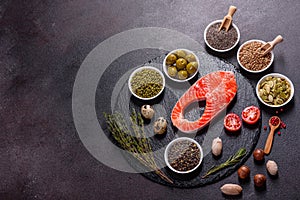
[259,76,291,106]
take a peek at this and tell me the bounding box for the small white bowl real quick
[256,73,294,108]
[237,39,274,73]
[163,49,200,83]
[204,19,240,52]
[164,137,203,174]
[128,66,165,100]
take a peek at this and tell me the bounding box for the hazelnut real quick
[253,148,264,161]
[254,174,266,188]
[237,165,250,179]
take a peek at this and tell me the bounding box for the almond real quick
[266,160,278,175]
[220,183,242,195]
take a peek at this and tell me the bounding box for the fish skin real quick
[171,71,237,133]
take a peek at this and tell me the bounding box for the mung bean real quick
[131,68,163,98]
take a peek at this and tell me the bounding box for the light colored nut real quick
[211,137,222,156]
[220,183,243,195]
[266,160,278,175]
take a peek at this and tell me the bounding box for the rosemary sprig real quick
[202,148,247,178]
[104,110,173,184]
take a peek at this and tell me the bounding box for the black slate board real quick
[96,51,261,188]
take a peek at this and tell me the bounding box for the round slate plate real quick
[96,51,261,188]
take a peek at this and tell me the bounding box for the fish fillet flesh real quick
[171,71,237,133]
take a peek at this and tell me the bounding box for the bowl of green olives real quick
[256,73,294,107]
[128,66,165,101]
[163,49,200,82]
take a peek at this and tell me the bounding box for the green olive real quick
[167,66,177,77]
[186,62,198,75]
[176,58,187,70]
[166,53,177,65]
[185,54,196,62]
[178,70,188,80]
[175,50,186,58]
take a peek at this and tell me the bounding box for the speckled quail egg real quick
[153,117,167,134]
[141,105,155,119]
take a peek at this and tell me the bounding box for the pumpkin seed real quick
[268,94,273,102]
[265,84,270,93]
[258,76,291,106]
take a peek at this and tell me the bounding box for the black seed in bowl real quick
[167,140,200,172]
[206,22,238,50]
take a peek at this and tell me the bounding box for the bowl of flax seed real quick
[237,39,274,73]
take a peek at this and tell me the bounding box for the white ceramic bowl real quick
[204,19,240,52]
[256,73,294,108]
[237,39,274,73]
[164,137,203,174]
[128,66,165,101]
[163,49,200,82]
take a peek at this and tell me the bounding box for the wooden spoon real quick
[257,35,283,57]
[264,116,281,155]
[218,6,237,32]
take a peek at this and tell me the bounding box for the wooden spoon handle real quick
[228,6,237,17]
[264,128,275,154]
[270,35,283,47]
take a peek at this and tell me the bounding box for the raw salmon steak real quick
[171,71,237,133]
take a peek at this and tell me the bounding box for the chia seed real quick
[206,22,238,50]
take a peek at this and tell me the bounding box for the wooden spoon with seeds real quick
[218,6,237,32]
[257,35,283,57]
[264,116,281,155]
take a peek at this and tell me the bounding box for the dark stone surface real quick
[97,53,261,188]
[1,0,299,199]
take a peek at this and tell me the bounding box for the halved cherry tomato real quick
[242,106,260,125]
[224,113,242,132]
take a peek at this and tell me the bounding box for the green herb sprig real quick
[202,148,247,178]
[104,109,173,184]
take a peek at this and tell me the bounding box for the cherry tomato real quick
[224,113,242,132]
[242,106,260,125]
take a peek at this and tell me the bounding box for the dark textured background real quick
[1,0,299,199]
